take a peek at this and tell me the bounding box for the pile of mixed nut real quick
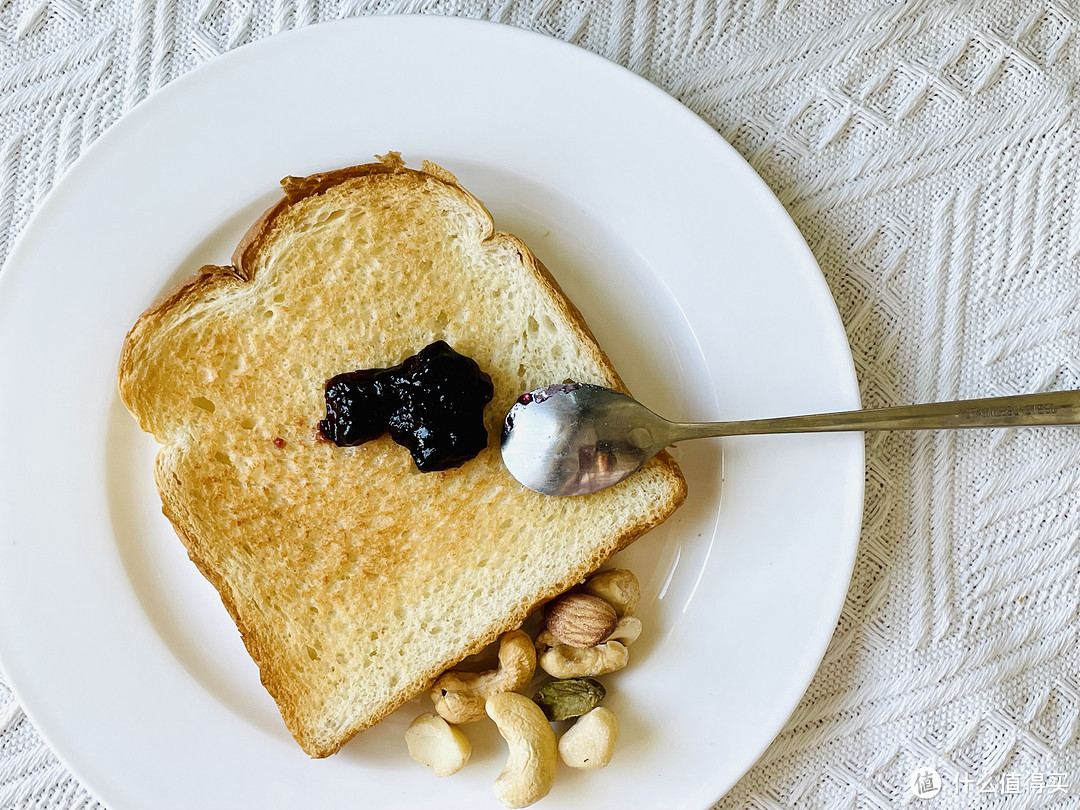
[405,568,643,808]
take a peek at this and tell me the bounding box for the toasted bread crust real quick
[118,153,685,757]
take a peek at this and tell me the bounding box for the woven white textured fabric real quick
[2,1,1079,808]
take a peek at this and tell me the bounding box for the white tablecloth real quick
[2,1,1078,807]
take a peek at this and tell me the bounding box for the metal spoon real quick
[500,382,1080,496]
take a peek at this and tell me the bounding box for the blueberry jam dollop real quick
[318,341,494,471]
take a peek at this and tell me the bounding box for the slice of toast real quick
[117,152,686,758]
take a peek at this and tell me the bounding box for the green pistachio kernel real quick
[533,677,606,721]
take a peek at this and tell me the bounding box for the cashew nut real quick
[430,630,536,723]
[404,713,472,777]
[604,616,642,645]
[583,569,640,617]
[536,630,630,678]
[558,706,620,769]
[486,691,558,809]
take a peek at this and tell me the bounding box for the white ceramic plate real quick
[0,16,863,810]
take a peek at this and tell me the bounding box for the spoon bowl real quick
[500,383,676,496]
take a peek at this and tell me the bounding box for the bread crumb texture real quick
[118,155,685,758]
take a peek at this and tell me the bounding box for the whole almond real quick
[544,593,618,648]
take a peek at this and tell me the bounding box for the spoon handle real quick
[671,390,1080,440]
